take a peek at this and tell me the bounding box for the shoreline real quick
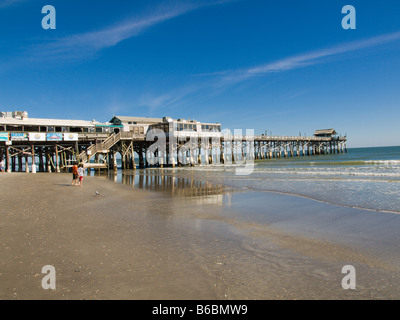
[107,168,400,215]
[1,172,400,299]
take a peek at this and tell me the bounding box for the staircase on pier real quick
[79,132,122,165]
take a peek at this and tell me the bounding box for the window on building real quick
[24,126,40,132]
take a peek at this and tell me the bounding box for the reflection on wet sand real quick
[107,169,231,205]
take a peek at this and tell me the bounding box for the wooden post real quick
[59,152,64,172]
[38,148,44,172]
[198,145,202,165]
[18,154,23,172]
[229,141,233,164]
[31,145,36,173]
[6,147,10,173]
[113,152,118,171]
[45,148,50,172]
[108,152,112,171]
[131,146,136,170]
[55,147,59,173]
[11,155,16,172]
[120,152,125,170]
[220,144,225,164]
[95,154,100,171]
[138,149,144,169]
[126,153,131,169]
[25,155,29,173]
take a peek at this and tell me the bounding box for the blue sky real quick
[0,0,399,147]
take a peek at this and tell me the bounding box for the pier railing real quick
[222,135,346,142]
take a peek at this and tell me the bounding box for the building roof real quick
[110,116,163,124]
[174,118,221,125]
[314,129,337,136]
[0,116,104,127]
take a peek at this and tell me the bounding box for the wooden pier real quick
[0,112,347,173]
[0,131,347,173]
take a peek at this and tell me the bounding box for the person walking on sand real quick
[72,162,79,186]
[0,158,5,173]
[77,163,85,187]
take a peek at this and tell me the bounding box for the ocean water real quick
[110,146,400,214]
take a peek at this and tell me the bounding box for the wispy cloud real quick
[213,31,400,85]
[161,31,400,109]
[99,30,400,115]
[32,0,231,60]
[138,85,201,114]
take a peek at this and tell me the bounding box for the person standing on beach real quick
[77,163,85,187]
[72,162,79,186]
[0,158,5,173]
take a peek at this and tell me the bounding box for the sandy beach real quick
[1,171,400,300]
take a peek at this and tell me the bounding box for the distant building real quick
[109,116,163,134]
[149,117,222,139]
[0,110,111,133]
[109,115,222,138]
[314,129,337,138]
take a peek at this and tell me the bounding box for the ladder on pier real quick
[79,132,122,164]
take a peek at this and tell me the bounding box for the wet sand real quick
[1,172,400,300]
